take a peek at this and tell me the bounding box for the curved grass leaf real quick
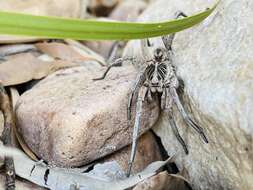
[0,1,219,40]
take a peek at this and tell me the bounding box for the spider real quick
[94,11,208,177]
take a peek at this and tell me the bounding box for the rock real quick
[87,0,119,17]
[109,0,147,22]
[103,131,162,174]
[89,0,119,9]
[15,64,160,167]
[124,0,253,189]
[83,40,117,59]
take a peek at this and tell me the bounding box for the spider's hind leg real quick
[168,111,189,154]
[176,77,185,95]
[164,88,188,154]
[170,88,208,143]
[127,68,147,120]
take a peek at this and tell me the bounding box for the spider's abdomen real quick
[146,62,169,84]
[157,63,167,80]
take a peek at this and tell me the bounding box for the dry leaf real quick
[0,35,42,44]
[0,53,79,86]
[133,171,190,190]
[65,39,106,66]
[0,44,36,57]
[0,0,81,43]
[0,174,46,190]
[35,42,101,64]
[0,146,173,190]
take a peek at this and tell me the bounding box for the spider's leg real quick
[127,69,146,120]
[140,38,153,61]
[168,111,189,154]
[161,88,166,110]
[164,88,188,154]
[170,88,208,143]
[107,41,121,61]
[162,11,187,51]
[127,86,148,177]
[93,57,134,81]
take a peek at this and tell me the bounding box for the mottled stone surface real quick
[15,64,160,167]
[125,0,253,189]
[104,131,162,174]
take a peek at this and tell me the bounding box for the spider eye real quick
[154,48,164,60]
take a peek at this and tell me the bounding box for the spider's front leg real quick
[163,88,189,154]
[170,87,208,143]
[127,86,148,177]
[127,68,147,120]
[93,57,134,81]
[162,11,187,51]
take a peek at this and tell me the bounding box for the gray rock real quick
[15,64,160,167]
[125,0,253,189]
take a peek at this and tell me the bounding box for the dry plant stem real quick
[0,84,16,190]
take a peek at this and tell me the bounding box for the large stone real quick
[125,0,253,189]
[15,64,160,167]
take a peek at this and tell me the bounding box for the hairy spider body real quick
[94,11,208,177]
[144,49,178,93]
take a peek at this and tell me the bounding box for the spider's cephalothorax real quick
[95,11,209,177]
[145,48,176,91]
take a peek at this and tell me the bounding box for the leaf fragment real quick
[0,53,79,86]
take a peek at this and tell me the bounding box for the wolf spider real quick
[94,11,208,176]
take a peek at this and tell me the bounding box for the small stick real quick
[0,84,15,190]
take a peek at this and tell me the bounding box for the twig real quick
[0,84,16,190]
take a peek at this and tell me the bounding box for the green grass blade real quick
[0,1,219,40]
